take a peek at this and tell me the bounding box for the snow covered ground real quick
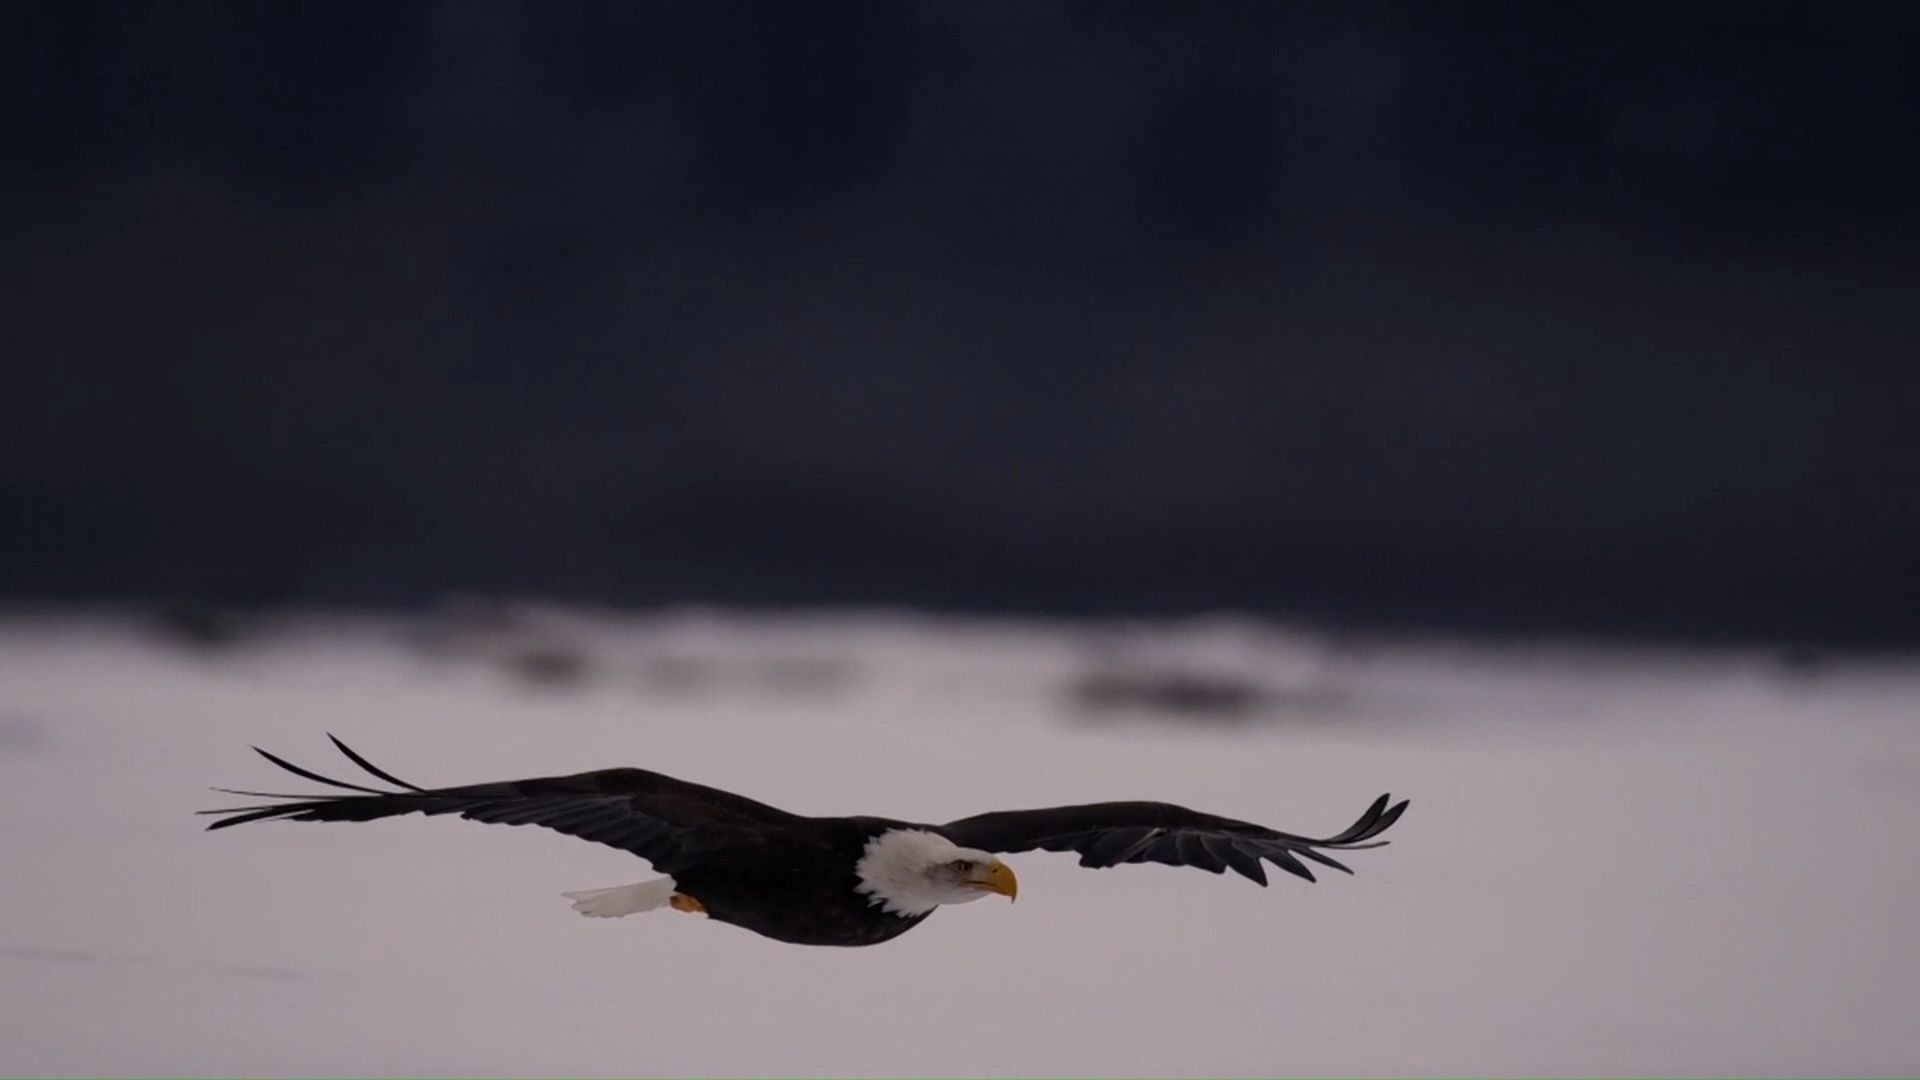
[3,606,1917,1076]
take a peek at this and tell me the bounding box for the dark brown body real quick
[669,815,932,947]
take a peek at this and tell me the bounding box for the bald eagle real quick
[205,737,1409,948]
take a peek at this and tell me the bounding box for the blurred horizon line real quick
[4,590,1913,656]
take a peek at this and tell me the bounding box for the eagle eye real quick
[952,859,975,873]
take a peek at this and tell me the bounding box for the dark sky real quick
[4,2,1918,643]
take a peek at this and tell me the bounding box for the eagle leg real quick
[669,892,706,915]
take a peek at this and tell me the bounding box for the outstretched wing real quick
[201,735,796,873]
[938,794,1408,886]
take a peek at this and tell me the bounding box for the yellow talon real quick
[669,893,706,914]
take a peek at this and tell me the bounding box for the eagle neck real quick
[853,827,954,917]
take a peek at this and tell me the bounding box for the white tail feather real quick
[561,878,676,919]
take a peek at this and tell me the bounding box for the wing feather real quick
[1259,844,1316,883]
[1220,839,1270,886]
[202,738,797,872]
[1292,846,1353,875]
[1180,832,1226,873]
[939,795,1408,889]
[1081,827,1149,867]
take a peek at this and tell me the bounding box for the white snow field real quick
[2,607,1917,1077]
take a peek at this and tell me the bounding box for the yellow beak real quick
[972,858,1018,902]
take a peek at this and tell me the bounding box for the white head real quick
[854,829,1019,917]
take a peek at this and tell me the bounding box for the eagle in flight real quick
[205,737,1409,947]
